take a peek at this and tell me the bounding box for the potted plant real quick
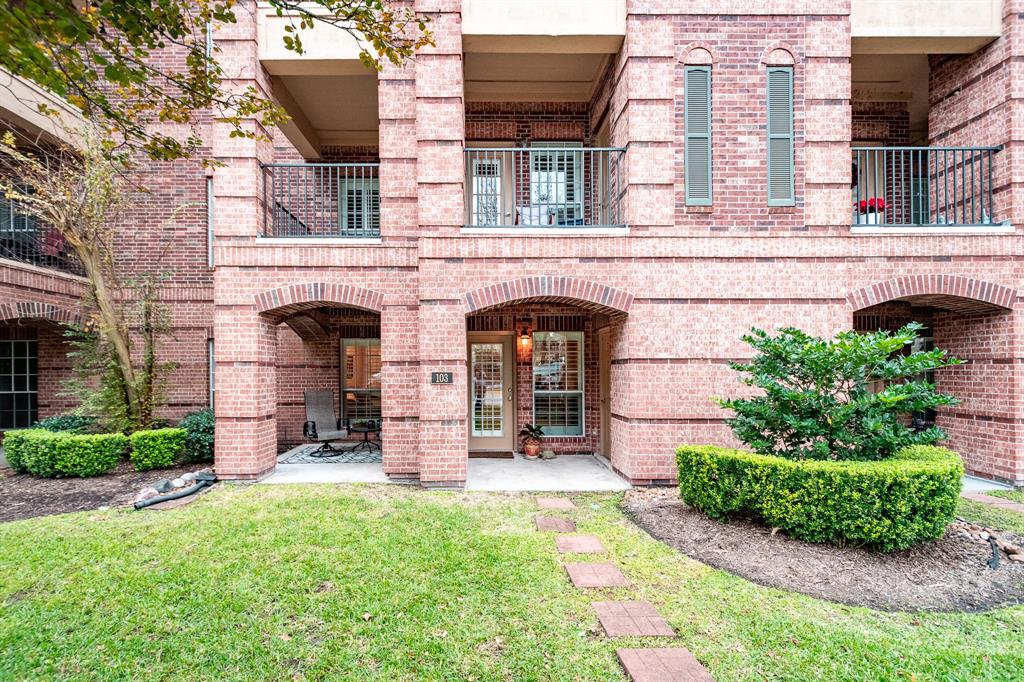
[856,197,885,225]
[519,424,544,459]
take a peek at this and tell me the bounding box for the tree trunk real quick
[76,243,141,425]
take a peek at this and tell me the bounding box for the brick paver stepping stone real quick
[617,647,714,681]
[593,601,675,637]
[555,534,606,554]
[537,497,576,509]
[535,515,576,532]
[565,562,630,588]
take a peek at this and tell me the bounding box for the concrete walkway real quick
[961,474,1013,494]
[467,453,630,492]
[260,462,389,484]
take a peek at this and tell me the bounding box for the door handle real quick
[507,387,513,401]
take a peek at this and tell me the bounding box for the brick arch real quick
[464,276,633,317]
[254,282,385,320]
[0,301,83,326]
[848,275,1016,314]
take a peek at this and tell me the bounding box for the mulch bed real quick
[0,461,199,523]
[624,487,1024,613]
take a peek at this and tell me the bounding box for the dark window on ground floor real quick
[0,328,38,429]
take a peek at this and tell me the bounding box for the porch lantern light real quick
[519,325,532,352]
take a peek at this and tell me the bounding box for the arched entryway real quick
[849,275,1020,484]
[0,301,82,435]
[462,276,634,486]
[214,283,387,479]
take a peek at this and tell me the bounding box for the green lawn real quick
[989,489,1024,505]
[1,486,1022,681]
[958,496,1024,535]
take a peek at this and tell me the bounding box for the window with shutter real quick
[766,66,795,206]
[684,66,712,206]
[339,176,380,237]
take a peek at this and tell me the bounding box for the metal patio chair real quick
[302,390,347,456]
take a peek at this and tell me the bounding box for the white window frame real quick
[531,331,585,437]
[529,141,583,225]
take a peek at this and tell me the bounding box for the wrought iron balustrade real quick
[464,147,625,228]
[852,146,1002,228]
[0,192,83,275]
[261,163,380,238]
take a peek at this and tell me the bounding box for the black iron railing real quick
[261,163,380,238]
[0,193,83,275]
[852,146,1002,228]
[464,147,625,228]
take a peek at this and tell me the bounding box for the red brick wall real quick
[852,101,909,145]
[465,102,591,143]
[201,0,1023,489]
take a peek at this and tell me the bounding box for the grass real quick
[989,489,1024,505]
[0,486,1021,681]
[958,495,1024,535]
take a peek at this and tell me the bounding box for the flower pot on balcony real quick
[857,212,879,225]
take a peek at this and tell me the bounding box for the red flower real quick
[857,198,885,213]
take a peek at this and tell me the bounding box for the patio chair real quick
[302,390,347,456]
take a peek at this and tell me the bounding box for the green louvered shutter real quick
[684,66,712,206]
[766,66,795,206]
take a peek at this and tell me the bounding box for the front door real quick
[467,333,516,452]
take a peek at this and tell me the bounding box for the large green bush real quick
[179,409,214,463]
[129,428,186,471]
[718,324,962,461]
[3,429,126,477]
[33,414,98,434]
[677,444,963,551]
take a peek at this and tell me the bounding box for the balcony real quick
[851,146,1002,228]
[261,163,380,238]
[0,193,83,275]
[464,147,625,229]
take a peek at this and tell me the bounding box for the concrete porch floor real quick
[466,453,631,492]
[258,446,630,490]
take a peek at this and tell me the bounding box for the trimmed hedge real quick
[3,429,127,477]
[129,428,186,471]
[677,444,964,552]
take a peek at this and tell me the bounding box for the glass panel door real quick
[471,343,504,437]
[468,334,515,452]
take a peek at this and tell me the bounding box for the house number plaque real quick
[430,371,454,384]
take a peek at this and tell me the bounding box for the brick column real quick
[804,11,853,229]
[211,3,278,478]
[415,0,466,485]
[377,52,422,477]
[612,8,677,483]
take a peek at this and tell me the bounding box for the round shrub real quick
[129,427,186,471]
[3,429,126,477]
[677,444,964,552]
[179,409,214,463]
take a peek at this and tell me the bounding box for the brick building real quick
[2,0,1022,488]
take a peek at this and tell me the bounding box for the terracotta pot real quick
[523,439,541,458]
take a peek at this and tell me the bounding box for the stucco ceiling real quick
[464,52,610,102]
[276,74,379,144]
